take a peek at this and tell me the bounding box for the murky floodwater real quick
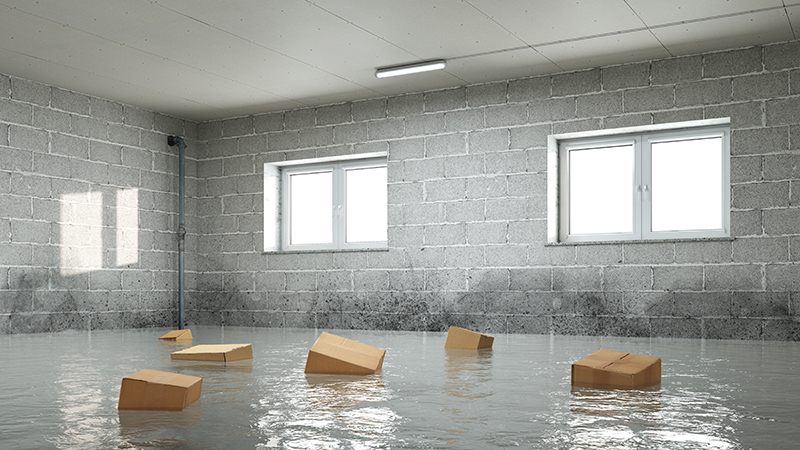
[1,326,798,449]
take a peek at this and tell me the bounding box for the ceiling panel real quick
[625,0,786,25]
[466,0,643,45]
[788,4,800,35]
[306,0,525,59]
[535,30,671,71]
[654,9,795,56]
[444,48,562,84]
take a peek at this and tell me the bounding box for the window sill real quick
[263,247,390,255]
[545,236,734,246]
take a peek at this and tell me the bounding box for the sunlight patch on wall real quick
[60,191,103,276]
[116,188,139,267]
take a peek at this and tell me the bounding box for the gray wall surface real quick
[3,40,800,340]
[0,75,199,333]
[193,41,800,340]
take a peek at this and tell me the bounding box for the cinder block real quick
[304,332,385,375]
[223,116,254,137]
[467,81,507,107]
[576,92,623,118]
[602,62,650,91]
[71,115,107,140]
[10,126,48,153]
[444,326,493,349]
[764,41,800,71]
[108,124,140,147]
[332,123,367,145]
[159,329,193,340]
[171,343,253,362]
[123,105,155,130]
[52,87,89,115]
[33,107,70,133]
[651,55,702,85]
[368,118,405,140]
[623,86,674,113]
[731,126,788,156]
[12,78,50,106]
[706,102,763,129]
[388,93,424,117]
[675,79,732,107]
[703,47,762,78]
[552,69,601,96]
[425,87,466,112]
[508,124,549,150]
[118,369,202,411]
[254,112,284,133]
[445,109,484,132]
[766,97,800,127]
[90,97,123,123]
[733,72,789,102]
[485,103,527,127]
[0,98,32,125]
[508,76,550,102]
[529,97,576,123]
[154,113,184,136]
[353,98,386,121]
[571,349,661,389]
[285,108,315,130]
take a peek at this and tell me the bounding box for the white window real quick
[548,120,730,243]
[270,156,387,251]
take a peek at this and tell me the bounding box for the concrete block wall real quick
[193,40,800,340]
[0,74,199,333]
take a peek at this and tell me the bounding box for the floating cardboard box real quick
[444,326,494,349]
[304,332,385,375]
[159,329,193,341]
[572,349,661,389]
[118,369,202,411]
[171,344,253,362]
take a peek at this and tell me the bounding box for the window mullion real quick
[332,163,344,249]
[638,136,651,240]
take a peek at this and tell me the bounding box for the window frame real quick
[277,156,388,252]
[548,119,731,244]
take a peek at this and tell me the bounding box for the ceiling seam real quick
[621,0,672,57]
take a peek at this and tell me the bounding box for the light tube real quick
[375,60,447,78]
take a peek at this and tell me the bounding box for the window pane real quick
[569,144,634,235]
[345,166,387,243]
[289,171,332,245]
[651,137,722,232]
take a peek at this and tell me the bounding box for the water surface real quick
[1,326,798,449]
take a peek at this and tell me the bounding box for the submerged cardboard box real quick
[171,344,253,362]
[118,369,202,411]
[304,332,386,375]
[159,329,193,341]
[444,326,494,349]
[572,349,661,389]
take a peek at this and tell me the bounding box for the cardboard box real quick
[118,369,202,411]
[571,349,661,389]
[171,344,253,362]
[444,326,494,349]
[304,332,386,375]
[159,329,193,341]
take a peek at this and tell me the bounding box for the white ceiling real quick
[0,0,797,122]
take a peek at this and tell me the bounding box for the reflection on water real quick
[1,328,800,449]
[255,372,398,449]
[441,348,493,445]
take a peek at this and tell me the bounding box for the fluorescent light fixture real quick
[375,60,446,78]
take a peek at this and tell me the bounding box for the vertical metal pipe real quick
[178,140,185,330]
[168,136,187,330]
